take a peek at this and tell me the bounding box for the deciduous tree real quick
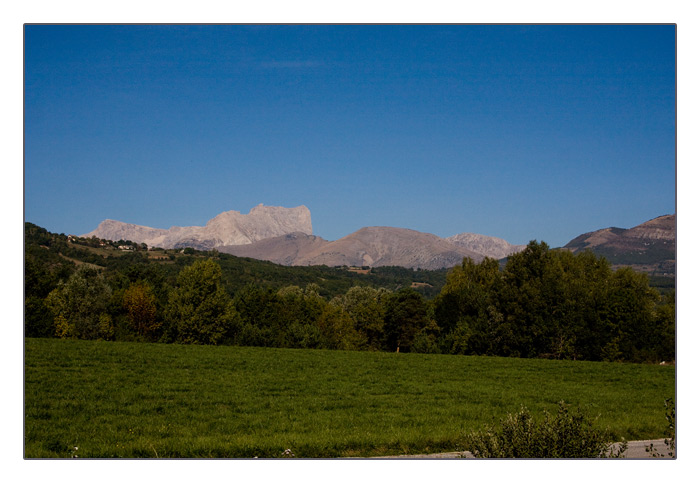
[123,281,159,338]
[383,288,429,352]
[164,259,239,345]
[332,286,388,350]
[45,266,112,340]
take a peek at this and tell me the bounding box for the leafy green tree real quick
[316,303,365,351]
[276,284,326,349]
[499,242,613,359]
[233,284,283,347]
[500,241,556,358]
[45,266,113,340]
[433,257,503,355]
[277,284,325,323]
[411,317,441,353]
[654,290,675,362]
[24,296,55,338]
[123,281,160,338]
[382,288,429,352]
[603,267,659,362]
[551,250,613,361]
[97,313,115,341]
[164,259,239,345]
[332,286,388,350]
[25,243,71,337]
[25,254,58,299]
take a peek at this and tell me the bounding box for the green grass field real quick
[24,338,675,458]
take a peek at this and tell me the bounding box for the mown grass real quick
[24,338,675,458]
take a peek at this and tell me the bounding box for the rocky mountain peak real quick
[445,233,526,260]
[83,204,312,250]
[625,214,676,241]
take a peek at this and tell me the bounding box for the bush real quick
[464,401,626,458]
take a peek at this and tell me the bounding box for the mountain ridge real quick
[224,226,487,270]
[83,205,526,269]
[219,226,529,270]
[563,214,675,276]
[81,206,674,273]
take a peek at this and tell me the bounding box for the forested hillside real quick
[24,222,674,362]
[25,222,446,296]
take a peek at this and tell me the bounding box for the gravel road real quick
[371,439,674,459]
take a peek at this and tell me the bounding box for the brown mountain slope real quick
[563,214,675,276]
[299,226,485,269]
[219,232,330,265]
[219,226,485,270]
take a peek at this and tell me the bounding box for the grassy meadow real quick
[24,338,675,458]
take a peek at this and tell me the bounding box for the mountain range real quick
[83,205,675,274]
[219,227,497,271]
[83,204,526,270]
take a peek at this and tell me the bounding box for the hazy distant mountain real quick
[299,227,486,269]
[219,232,330,266]
[83,204,312,251]
[221,226,486,270]
[563,214,675,276]
[445,233,526,260]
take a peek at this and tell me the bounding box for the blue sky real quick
[24,25,676,247]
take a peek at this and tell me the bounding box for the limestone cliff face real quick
[83,204,312,250]
[199,204,312,247]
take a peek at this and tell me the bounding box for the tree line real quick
[433,242,674,362]
[25,223,675,362]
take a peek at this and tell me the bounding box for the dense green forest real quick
[24,222,675,362]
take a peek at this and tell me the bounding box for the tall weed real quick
[646,398,675,458]
[464,401,627,458]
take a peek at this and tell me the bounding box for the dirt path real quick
[371,439,673,459]
[612,439,674,459]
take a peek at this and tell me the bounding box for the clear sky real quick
[24,24,676,247]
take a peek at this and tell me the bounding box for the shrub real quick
[464,401,626,458]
